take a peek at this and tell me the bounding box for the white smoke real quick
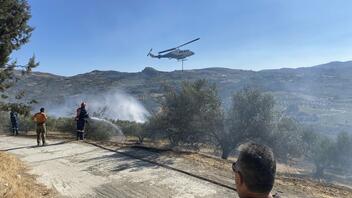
[41,90,150,123]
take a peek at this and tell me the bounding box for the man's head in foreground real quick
[233,142,276,198]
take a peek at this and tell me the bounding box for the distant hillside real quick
[6,61,352,136]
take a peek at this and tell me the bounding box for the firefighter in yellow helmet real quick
[32,107,48,146]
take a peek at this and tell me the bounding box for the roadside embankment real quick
[0,151,56,198]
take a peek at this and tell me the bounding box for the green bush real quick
[55,117,76,133]
[19,116,35,133]
[0,112,35,134]
[85,119,115,141]
[45,116,57,131]
[0,111,10,133]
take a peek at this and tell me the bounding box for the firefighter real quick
[75,102,89,140]
[32,107,48,146]
[10,109,19,136]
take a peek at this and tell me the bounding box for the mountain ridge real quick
[7,60,352,136]
[28,60,352,78]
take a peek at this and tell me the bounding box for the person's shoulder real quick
[37,112,46,116]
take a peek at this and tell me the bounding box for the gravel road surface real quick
[0,136,237,198]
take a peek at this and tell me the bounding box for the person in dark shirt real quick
[75,102,89,140]
[10,109,19,136]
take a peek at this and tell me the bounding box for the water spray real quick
[89,116,126,142]
[37,90,149,143]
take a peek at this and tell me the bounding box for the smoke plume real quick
[40,90,150,122]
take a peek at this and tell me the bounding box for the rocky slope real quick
[6,61,352,136]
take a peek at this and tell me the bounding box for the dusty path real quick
[0,136,237,198]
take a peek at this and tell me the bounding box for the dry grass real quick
[275,175,352,198]
[0,152,56,198]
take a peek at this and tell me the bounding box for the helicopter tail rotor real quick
[147,48,153,57]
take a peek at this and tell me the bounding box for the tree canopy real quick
[0,0,39,113]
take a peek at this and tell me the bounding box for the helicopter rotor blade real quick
[158,47,176,54]
[175,38,200,49]
[158,38,200,54]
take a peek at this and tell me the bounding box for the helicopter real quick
[147,38,200,71]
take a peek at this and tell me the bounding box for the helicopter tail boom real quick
[147,48,160,58]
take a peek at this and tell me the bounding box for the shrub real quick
[55,117,76,133]
[18,116,35,133]
[45,116,57,132]
[85,119,115,141]
[0,112,35,134]
[0,111,10,133]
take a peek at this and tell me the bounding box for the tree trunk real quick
[138,136,144,144]
[221,145,232,159]
[168,136,178,147]
[314,165,325,178]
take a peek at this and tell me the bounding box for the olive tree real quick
[270,117,304,163]
[333,132,352,173]
[153,79,222,148]
[302,130,352,178]
[216,88,275,159]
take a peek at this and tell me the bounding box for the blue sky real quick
[11,0,352,76]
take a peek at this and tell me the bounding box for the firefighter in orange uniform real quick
[32,107,48,146]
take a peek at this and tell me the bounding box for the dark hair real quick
[40,107,45,112]
[236,142,276,193]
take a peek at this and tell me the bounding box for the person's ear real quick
[237,171,244,185]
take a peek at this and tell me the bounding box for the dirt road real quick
[0,136,237,198]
